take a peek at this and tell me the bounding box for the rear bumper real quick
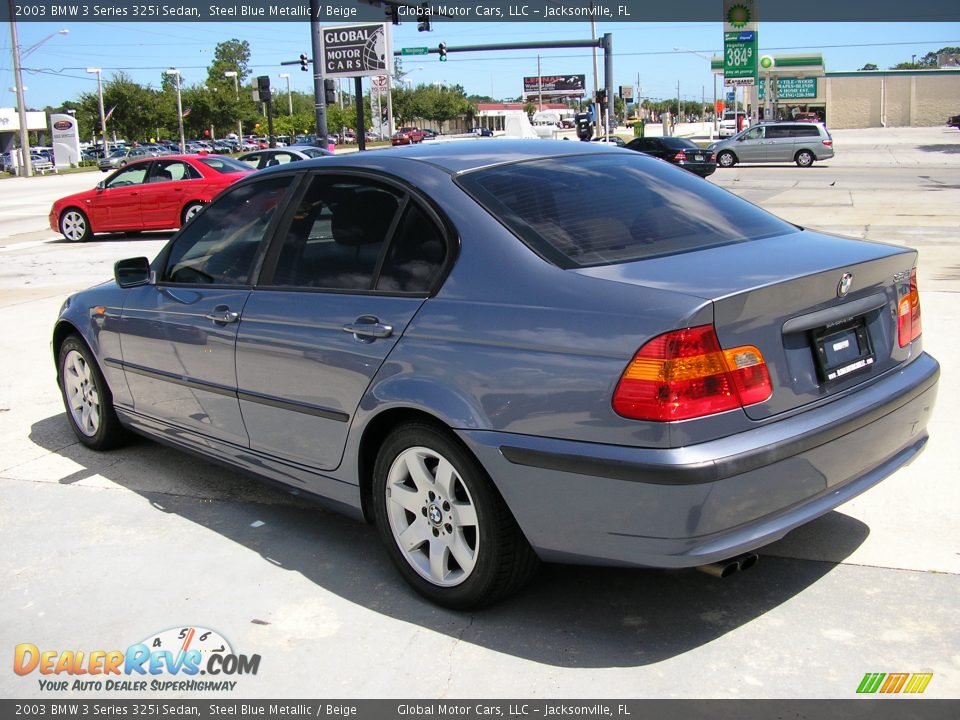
[459,352,938,568]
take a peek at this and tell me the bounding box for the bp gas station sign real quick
[723,0,758,86]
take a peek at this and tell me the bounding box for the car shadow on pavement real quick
[917,144,960,155]
[28,413,870,669]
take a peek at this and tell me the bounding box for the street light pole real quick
[279,73,293,115]
[674,46,719,138]
[86,68,108,155]
[8,2,31,177]
[165,69,185,153]
[224,70,243,140]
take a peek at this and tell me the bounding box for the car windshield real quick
[458,153,797,269]
[196,156,251,174]
[108,150,126,158]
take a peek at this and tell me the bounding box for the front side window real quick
[161,176,291,285]
[742,126,764,141]
[106,165,148,189]
[459,153,796,269]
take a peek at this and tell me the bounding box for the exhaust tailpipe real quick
[696,552,759,578]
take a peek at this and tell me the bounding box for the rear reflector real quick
[897,267,922,347]
[613,325,772,421]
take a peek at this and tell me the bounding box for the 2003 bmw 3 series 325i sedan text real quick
[53,140,939,608]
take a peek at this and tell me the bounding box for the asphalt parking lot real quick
[1,127,958,699]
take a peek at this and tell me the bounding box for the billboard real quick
[320,24,392,80]
[523,75,586,98]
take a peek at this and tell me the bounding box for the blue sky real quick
[2,21,958,110]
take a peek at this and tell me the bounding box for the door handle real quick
[205,305,240,324]
[343,316,393,340]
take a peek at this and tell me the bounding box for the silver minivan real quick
[709,122,834,167]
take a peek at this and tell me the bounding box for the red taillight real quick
[709,152,716,161]
[673,151,686,163]
[613,325,772,421]
[897,267,922,347]
[822,139,833,147]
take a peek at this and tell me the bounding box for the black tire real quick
[372,423,538,609]
[181,202,204,225]
[58,335,128,451]
[717,150,737,168]
[59,208,93,243]
[795,149,815,167]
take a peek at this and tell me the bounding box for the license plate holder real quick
[694,154,704,161]
[813,317,875,382]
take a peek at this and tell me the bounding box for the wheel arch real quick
[52,319,84,380]
[356,407,455,524]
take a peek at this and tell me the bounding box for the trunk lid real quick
[574,230,919,420]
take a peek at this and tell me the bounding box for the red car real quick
[49,155,253,242]
[390,127,427,146]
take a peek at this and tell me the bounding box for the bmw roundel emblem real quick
[838,272,854,297]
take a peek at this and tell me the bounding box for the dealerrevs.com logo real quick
[13,626,260,692]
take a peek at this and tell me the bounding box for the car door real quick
[85,163,149,230]
[117,175,295,446]
[735,125,766,162]
[138,159,202,228]
[762,124,796,162]
[235,173,450,471]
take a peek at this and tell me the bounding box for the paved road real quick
[1,128,958,699]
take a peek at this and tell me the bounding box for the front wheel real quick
[372,423,538,609]
[60,208,92,242]
[795,149,815,167]
[58,336,128,450]
[717,150,737,168]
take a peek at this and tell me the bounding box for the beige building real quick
[824,70,960,129]
[711,53,960,129]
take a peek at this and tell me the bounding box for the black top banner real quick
[3,0,959,22]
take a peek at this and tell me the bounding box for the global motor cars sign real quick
[320,23,392,80]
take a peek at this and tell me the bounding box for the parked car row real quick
[51,139,936,609]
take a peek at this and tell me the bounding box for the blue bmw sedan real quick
[53,140,938,608]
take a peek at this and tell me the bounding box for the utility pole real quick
[308,0,330,147]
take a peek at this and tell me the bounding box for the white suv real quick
[718,111,746,138]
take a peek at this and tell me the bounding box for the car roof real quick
[257,139,621,176]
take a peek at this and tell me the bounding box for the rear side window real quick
[458,153,797,269]
[791,125,821,137]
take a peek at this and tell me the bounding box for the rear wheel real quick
[59,208,92,242]
[795,149,815,167]
[717,150,737,168]
[372,423,538,609]
[58,336,127,450]
[182,201,204,224]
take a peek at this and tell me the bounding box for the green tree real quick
[101,72,165,142]
[207,39,252,87]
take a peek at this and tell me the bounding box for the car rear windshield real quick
[458,153,797,268]
[197,156,250,174]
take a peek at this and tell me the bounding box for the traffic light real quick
[385,3,399,25]
[324,78,336,105]
[438,42,447,62]
[299,53,309,72]
[596,88,607,113]
[417,3,431,32]
[257,75,272,103]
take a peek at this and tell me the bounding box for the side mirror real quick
[96,180,106,190]
[115,257,153,288]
